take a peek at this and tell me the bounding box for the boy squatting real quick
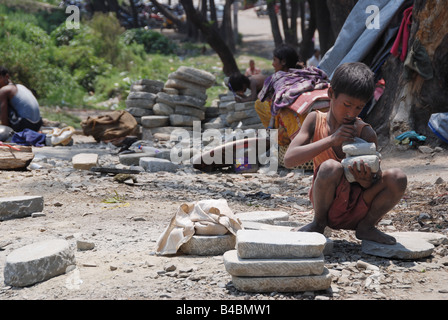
[284,62,407,245]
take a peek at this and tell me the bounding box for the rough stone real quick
[126,107,154,117]
[157,92,206,110]
[361,232,436,259]
[119,152,157,166]
[0,196,44,221]
[223,250,325,277]
[3,239,76,287]
[175,105,205,120]
[234,211,289,224]
[342,138,377,156]
[130,79,164,93]
[169,66,215,88]
[72,153,98,170]
[164,78,207,93]
[169,114,201,126]
[125,99,155,110]
[341,155,380,183]
[231,268,332,293]
[180,234,236,256]
[236,230,326,259]
[127,91,157,102]
[139,157,178,172]
[153,102,174,116]
[141,115,170,128]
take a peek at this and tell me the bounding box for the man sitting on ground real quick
[0,66,43,132]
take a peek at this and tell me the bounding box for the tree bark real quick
[150,0,187,32]
[180,0,239,76]
[366,0,448,147]
[267,0,283,47]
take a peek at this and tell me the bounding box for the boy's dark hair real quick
[0,66,9,77]
[330,62,375,102]
[273,44,302,69]
[228,73,250,92]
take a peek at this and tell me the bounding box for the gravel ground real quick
[0,134,447,305]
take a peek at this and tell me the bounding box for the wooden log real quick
[0,145,34,170]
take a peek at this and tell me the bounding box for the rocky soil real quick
[0,133,447,302]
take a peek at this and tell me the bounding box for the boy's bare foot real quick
[355,226,396,245]
[292,221,326,234]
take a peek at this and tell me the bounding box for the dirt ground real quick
[0,133,447,304]
[1,8,447,307]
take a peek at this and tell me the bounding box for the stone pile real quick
[206,93,264,131]
[125,79,163,124]
[224,230,332,293]
[150,66,215,128]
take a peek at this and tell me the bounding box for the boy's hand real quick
[331,123,356,146]
[349,160,376,189]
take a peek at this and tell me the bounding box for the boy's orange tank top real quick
[312,111,370,169]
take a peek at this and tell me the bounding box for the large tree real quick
[179,0,239,75]
[366,0,448,147]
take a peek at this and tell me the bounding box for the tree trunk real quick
[267,0,283,47]
[366,0,448,147]
[180,0,239,76]
[129,0,140,28]
[314,0,334,55]
[150,0,187,32]
[299,0,316,60]
[221,0,236,52]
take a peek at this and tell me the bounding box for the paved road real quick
[237,8,275,58]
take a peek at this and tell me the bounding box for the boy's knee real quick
[383,168,407,193]
[317,160,343,181]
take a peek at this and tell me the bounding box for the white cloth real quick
[156,199,243,255]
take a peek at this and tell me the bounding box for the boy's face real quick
[328,87,366,124]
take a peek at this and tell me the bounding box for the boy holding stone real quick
[283,62,407,244]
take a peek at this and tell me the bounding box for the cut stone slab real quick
[130,79,164,93]
[236,230,326,259]
[119,152,157,166]
[141,115,170,128]
[153,102,174,116]
[139,157,178,172]
[231,268,332,293]
[361,232,436,259]
[234,211,289,224]
[125,98,156,109]
[72,153,98,170]
[126,107,154,117]
[391,231,448,246]
[241,221,294,231]
[223,250,325,277]
[180,234,236,256]
[0,195,44,221]
[3,239,76,287]
[169,114,201,126]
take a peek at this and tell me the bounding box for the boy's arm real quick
[284,112,326,168]
[284,111,359,168]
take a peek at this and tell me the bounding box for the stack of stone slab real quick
[125,79,164,124]
[152,66,215,128]
[206,93,264,130]
[223,230,332,293]
[226,101,264,130]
